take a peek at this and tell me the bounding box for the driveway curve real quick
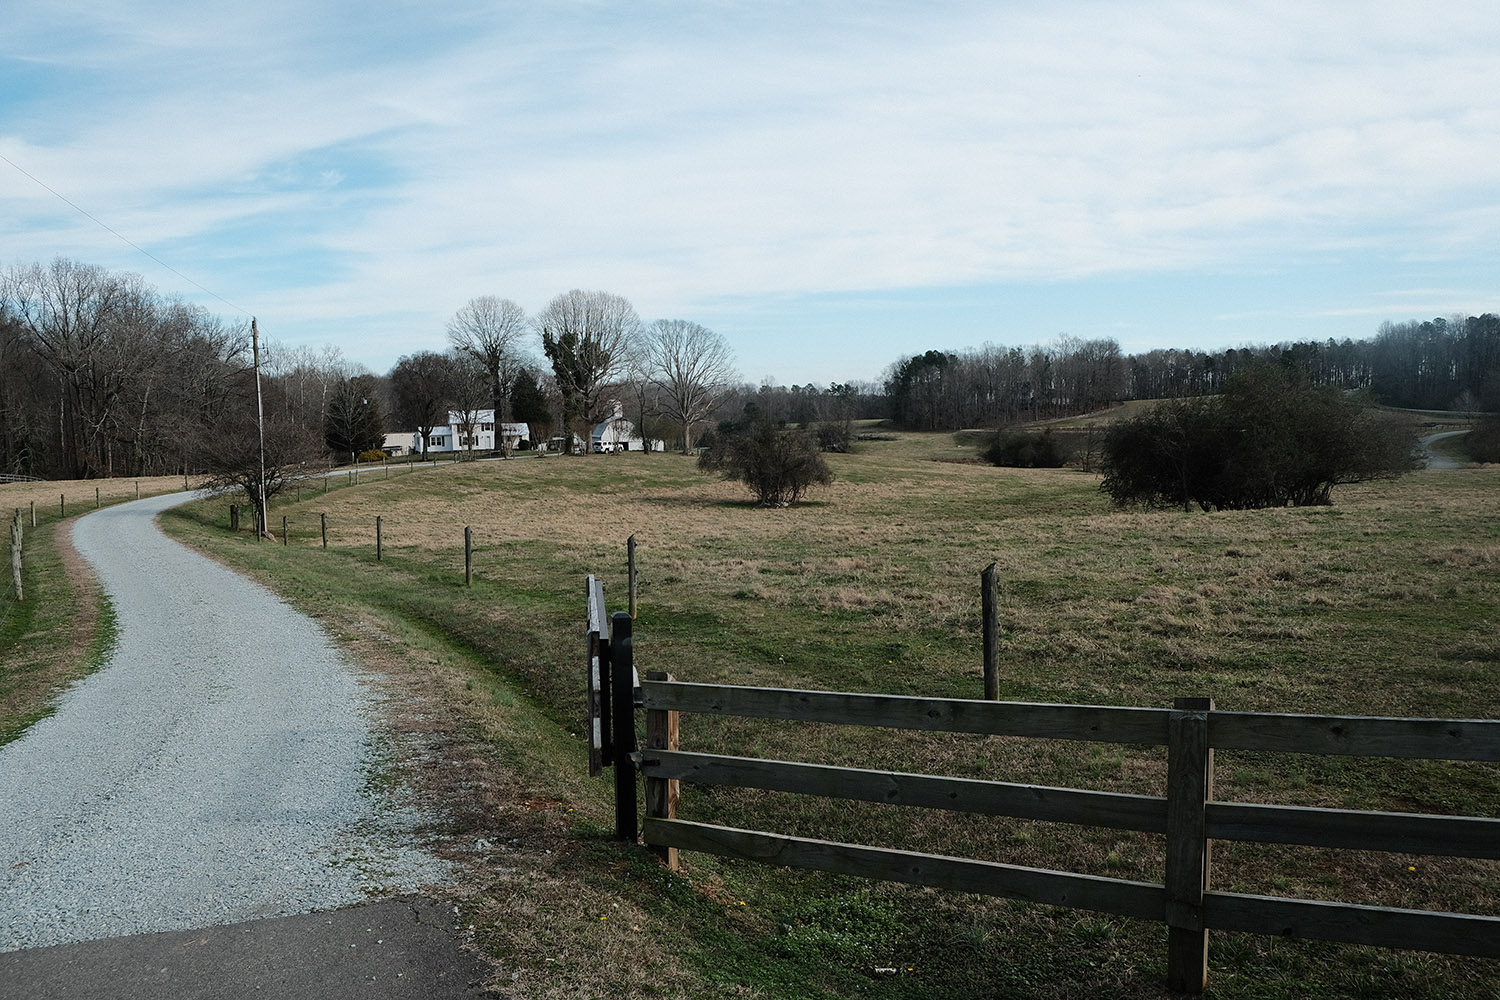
[1419,430,1468,470]
[0,492,446,953]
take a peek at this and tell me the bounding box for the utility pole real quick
[252,318,268,540]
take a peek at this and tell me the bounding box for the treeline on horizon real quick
[875,316,1500,432]
[2,256,1498,480]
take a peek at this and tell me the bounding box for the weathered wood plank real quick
[587,628,604,777]
[1209,712,1500,761]
[645,670,680,870]
[1165,697,1213,994]
[981,563,998,701]
[1203,891,1500,958]
[641,750,1167,833]
[586,575,610,639]
[1206,802,1500,859]
[611,613,638,841]
[641,681,1172,746]
[644,818,1165,921]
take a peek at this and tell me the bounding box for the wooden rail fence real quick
[585,579,1500,994]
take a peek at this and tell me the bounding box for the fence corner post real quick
[1165,695,1215,994]
[981,562,999,700]
[464,526,472,586]
[611,611,639,842]
[627,534,638,619]
[645,668,679,870]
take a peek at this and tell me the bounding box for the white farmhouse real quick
[413,410,533,455]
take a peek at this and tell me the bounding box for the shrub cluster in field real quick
[1468,417,1500,463]
[981,427,1070,468]
[697,415,834,507]
[1099,365,1418,510]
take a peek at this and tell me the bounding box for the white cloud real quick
[3,0,1498,367]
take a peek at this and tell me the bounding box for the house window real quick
[480,422,493,432]
[428,435,446,447]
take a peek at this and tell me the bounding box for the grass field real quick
[12,437,1498,998]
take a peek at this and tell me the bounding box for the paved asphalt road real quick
[0,896,495,1000]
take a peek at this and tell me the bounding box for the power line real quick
[0,150,251,317]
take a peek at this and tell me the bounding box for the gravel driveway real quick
[0,492,447,952]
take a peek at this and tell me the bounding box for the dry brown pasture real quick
[155,439,1500,998]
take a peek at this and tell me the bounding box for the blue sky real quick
[3,1,1498,386]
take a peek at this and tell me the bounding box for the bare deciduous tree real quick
[195,377,321,538]
[536,290,639,454]
[448,351,490,459]
[447,296,531,455]
[390,351,457,460]
[642,319,737,453]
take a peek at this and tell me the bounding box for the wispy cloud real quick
[3,0,1498,376]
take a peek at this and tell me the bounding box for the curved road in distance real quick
[0,492,446,953]
[1419,430,1469,470]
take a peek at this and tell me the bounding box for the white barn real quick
[591,403,663,453]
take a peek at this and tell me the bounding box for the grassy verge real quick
[159,445,1500,998]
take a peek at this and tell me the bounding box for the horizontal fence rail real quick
[1208,711,1500,761]
[640,750,1169,833]
[1202,892,1500,960]
[644,818,1167,922]
[641,681,1174,745]
[1205,800,1500,858]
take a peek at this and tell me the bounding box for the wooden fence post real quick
[60,494,65,517]
[10,512,22,602]
[628,534,638,618]
[982,562,999,700]
[135,480,140,499]
[611,611,639,842]
[645,669,680,869]
[230,504,238,531]
[464,526,472,586]
[95,487,100,509]
[1166,696,1215,994]
[30,500,35,528]
[282,516,288,546]
[376,515,383,561]
[321,512,327,548]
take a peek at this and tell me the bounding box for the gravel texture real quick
[0,492,448,952]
